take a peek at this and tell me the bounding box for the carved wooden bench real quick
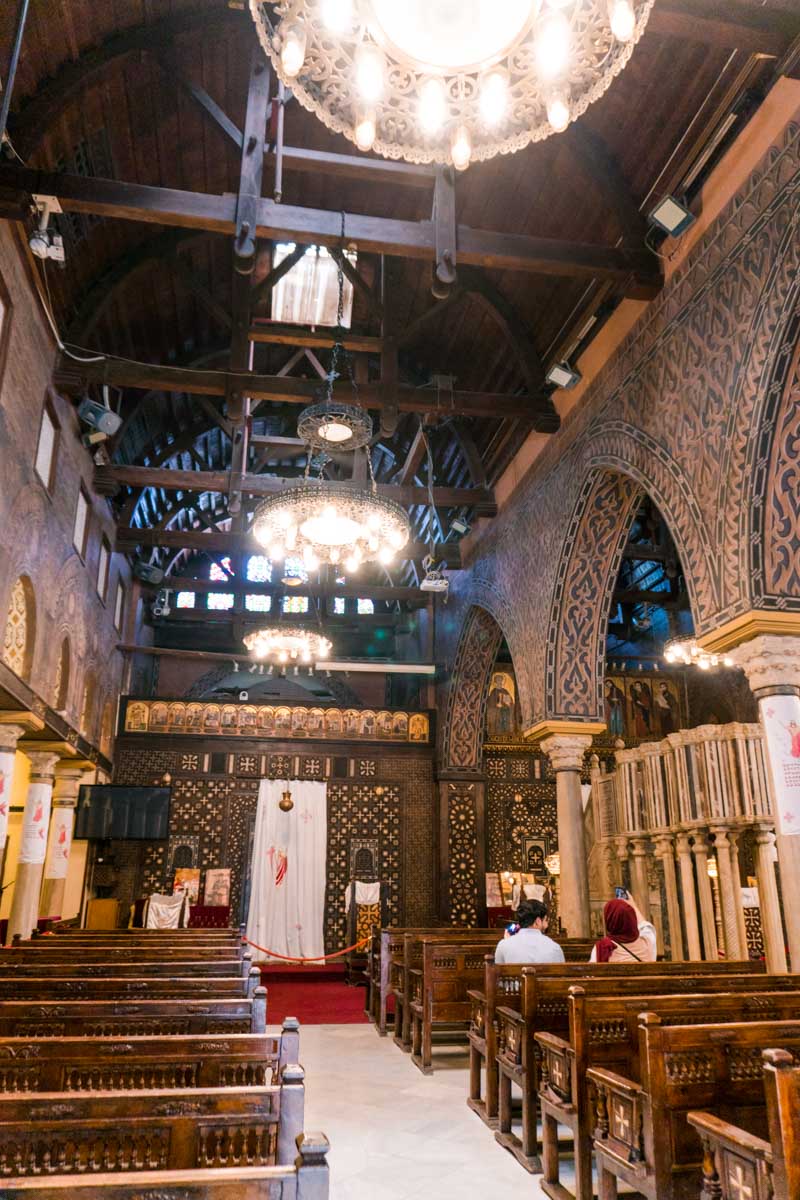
[493,960,773,1173]
[688,1047,800,1200]
[369,927,486,1038]
[538,986,800,1200]
[5,947,244,962]
[0,1024,300,1094]
[0,971,261,1001]
[0,992,268,1037]
[1,1132,330,1199]
[393,930,499,1050]
[0,1071,306,1176]
[0,958,249,978]
[589,1016,800,1200]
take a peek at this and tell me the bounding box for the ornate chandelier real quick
[252,481,410,571]
[663,640,734,672]
[250,0,654,168]
[243,625,332,664]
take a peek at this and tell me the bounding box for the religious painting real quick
[203,704,221,734]
[167,702,186,732]
[486,670,516,738]
[121,700,429,743]
[221,704,239,731]
[292,708,309,736]
[125,701,149,732]
[204,867,231,907]
[150,702,169,733]
[257,707,275,735]
[409,714,427,742]
[308,708,325,734]
[651,677,680,736]
[361,710,376,738]
[604,677,626,738]
[377,711,393,737]
[240,705,257,733]
[760,694,800,836]
[344,709,361,735]
[186,703,204,731]
[392,712,409,739]
[276,707,292,734]
[523,837,548,876]
[173,868,201,903]
[325,708,342,735]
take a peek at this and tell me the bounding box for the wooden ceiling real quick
[2,0,799,628]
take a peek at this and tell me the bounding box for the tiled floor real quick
[299,1024,549,1199]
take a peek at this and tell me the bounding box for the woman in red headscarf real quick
[590,893,658,963]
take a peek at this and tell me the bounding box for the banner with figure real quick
[44,808,73,879]
[246,779,327,960]
[19,782,51,865]
[0,752,13,848]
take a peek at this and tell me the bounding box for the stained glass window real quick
[282,556,308,585]
[246,594,272,612]
[357,598,374,615]
[333,597,345,615]
[282,595,309,614]
[209,557,233,582]
[246,555,271,582]
[177,592,195,608]
[3,576,32,679]
[208,593,234,610]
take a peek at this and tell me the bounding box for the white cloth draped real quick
[145,891,188,929]
[246,780,327,960]
[344,880,381,912]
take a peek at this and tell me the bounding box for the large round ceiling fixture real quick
[243,626,332,665]
[250,0,654,168]
[252,481,410,572]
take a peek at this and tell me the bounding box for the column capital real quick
[0,724,28,753]
[540,732,594,772]
[709,823,732,848]
[675,831,692,854]
[52,762,94,806]
[652,833,674,857]
[25,752,60,783]
[728,634,800,695]
[629,836,650,856]
[0,711,45,737]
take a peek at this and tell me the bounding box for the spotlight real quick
[450,516,470,537]
[420,554,449,595]
[78,396,122,437]
[648,195,696,238]
[546,362,582,390]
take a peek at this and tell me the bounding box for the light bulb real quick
[355,42,385,103]
[608,0,635,42]
[269,543,285,561]
[280,24,307,78]
[354,107,377,152]
[329,547,340,564]
[535,10,571,80]
[321,0,352,34]
[305,551,319,571]
[723,657,734,668]
[276,509,292,529]
[419,77,447,136]
[285,526,297,549]
[546,87,570,132]
[451,125,472,171]
[278,650,288,664]
[367,512,381,530]
[323,504,337,522]
[345,555,360,573]
[699,659,710,670]
[368,536,379,552]
[378,545,395,565]
[479,69,509,128]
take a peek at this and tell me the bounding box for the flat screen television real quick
[75,786,171,840]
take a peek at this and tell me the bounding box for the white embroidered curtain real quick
[246,780,328,960]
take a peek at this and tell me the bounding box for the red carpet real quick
[258,963,370,1025]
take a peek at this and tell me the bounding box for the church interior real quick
[0,1,800,1198]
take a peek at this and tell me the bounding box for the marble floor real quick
[299,1024,549,1199]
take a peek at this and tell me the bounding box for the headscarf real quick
[593,899,640,963]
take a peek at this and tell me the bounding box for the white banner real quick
[19,782,52,865]
[44,808,73,880]
[760,694,800,836]
[0,750,14,848]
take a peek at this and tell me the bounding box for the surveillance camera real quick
[238,690,249,702]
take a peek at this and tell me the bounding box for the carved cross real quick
[728,1164,753,1200]
[613,1101,631,1140]
[550,1056,564,1089]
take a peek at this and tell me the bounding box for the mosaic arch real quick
[440,604,505,774]
[2,575,35,681]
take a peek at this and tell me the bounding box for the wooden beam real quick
[250,243,307,308]
[648,1,800,57]
[116,527,462,565]
[96,464,495,510]
[55,355,546,422]
[0,164,661,292]
[565,126,648,247]
[330,248,383,320]
[249,323,382,352]
[156,53,243,151]
[274,146,436,190]
[154,608,409,629]
[396,424,428,486]
[171,254,232,332]
[162,577,427,604]
[460,265,548,397]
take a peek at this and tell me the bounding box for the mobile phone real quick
[614,886,629,900]
[506,922,520,935]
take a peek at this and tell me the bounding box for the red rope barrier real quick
[243,936,369,963]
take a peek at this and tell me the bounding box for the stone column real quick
[614,835,630,888]
[752,823,787,973]
[541,734,593,937]
[729,634,800,971]
[628,837,652,920]
[6,752,59,943]
[39,763,91,920]
[690,828,719,960]
[674,832,702,961]
[653,834,684,960]
[727,827,750,960]
[0,724,28,858]
[709,824,744,959]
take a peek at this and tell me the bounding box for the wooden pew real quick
[5,946,244,961]
[0,991,268,1037]
[492,961,777,1172]
[538,988,800,1200]
[0,1071,305,1174]
[0,958,248,977]
[0,971,261,1001]
[588,1016,800,1200]
[688,1047,799,1200]
[52,926,243,938]
[0,1025,300,1094]
[1,1132,330,1199]
[393,930,500,1049]
[370,927,486,1037]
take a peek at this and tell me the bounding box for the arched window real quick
[81,671,97,736]
[54,637,70,710]
[3,575,35,681]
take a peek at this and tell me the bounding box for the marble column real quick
[690,829,719,960]
[730,634,800,971]
[541,734,592,937]
[6,752,59,943]
[39,763,89,920]
[614,836,631,888]
[675,831,702,960]
[752,823,787,973]
[653,834,684,960]
[628,837,652,920]
[0,724,28,857]
[709,824,744,959]
[727,827,750,960]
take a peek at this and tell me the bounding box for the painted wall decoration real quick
[603,672,685,742]
[486,669,517,739]
[123,699,430,744]
[204,867,231,906]
[759,694,800,836]
[173,867,201,903]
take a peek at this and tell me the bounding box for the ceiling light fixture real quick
[546,361,582,390]
[663,640,734,671]
[243,626,332,666]
[251,0,654,167]
[648,195,696,238]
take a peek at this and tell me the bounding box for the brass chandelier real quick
[250,0,655,169]
[243,625,332,664]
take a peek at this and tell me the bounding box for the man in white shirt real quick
[494,899,565,964]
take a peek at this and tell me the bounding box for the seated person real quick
[494,899,565,964]
[590,891,657,962]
